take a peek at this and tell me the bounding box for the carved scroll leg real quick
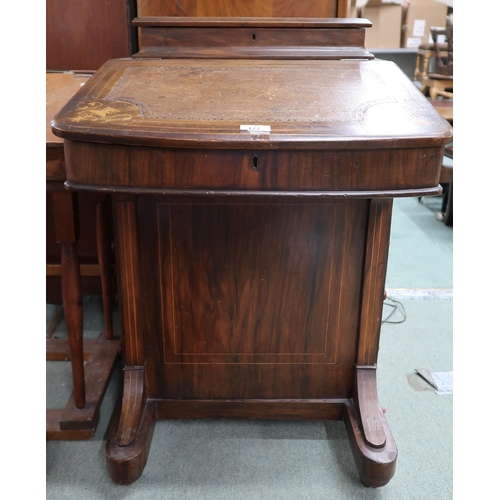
[344,367,397,488]
[106,369,156,485]
[53,190,85,409]
[106,196,154,484]
[96,198,114,340]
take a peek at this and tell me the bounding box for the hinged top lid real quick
[52,57,452,150]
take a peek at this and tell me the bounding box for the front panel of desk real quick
[52,31,452,487]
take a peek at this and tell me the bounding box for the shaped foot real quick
[344,366,397,487]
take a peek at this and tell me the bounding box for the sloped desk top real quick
[52,58,451,150]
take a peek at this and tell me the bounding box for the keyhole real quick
[251,155,259,170]
[251,33,257,41]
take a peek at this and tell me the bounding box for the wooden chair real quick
[421,26,453,100]
[414,41,449,86]
[440,144,453,226]
[418,100,452,225]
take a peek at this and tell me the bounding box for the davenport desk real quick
[52,17,452,487]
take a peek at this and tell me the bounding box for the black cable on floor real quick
[382,297,407,324]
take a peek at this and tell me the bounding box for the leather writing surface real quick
[107,65,395,123]
[52,58,452,149]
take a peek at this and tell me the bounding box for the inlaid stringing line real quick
[157,203,165,357]
[332,204,349,359]
[129,202,140,363]
[168,205,177,355]
[370,202,384,364]
[121,204,133,364]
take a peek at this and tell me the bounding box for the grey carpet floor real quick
[47,196,453,499]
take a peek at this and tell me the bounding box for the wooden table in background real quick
[51,17,452,484]
[46,72,120,440]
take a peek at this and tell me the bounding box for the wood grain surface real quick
[46,0,134,71]
[133,22,372,59]
[137,196,366,400]
[51,58,452,150]
[136,0,346,18]
[63,142,444,193]
[46,73,92,145]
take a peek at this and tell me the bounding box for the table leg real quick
[443,174,453,226]
[53,190,85,409]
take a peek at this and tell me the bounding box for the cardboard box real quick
[402,0,449,48]
[361,5,404,49]
[360,0,403,5]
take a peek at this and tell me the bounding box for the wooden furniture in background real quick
[414,41,449,86]
[136,0,350,17]
[433,100,452,221]
[432,99,453,123]
[46,0,137,71]
[46,72,121,440]
[46,73,115,303]
[418,100,452,225]
[421,26,453,100]
[52,17,452,486]
[46,0,136,299]
[441,144,453,226]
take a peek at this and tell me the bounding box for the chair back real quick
[431,25,453,77]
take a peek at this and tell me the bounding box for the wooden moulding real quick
[66,181,442,200]
[132,15,371,60]
[155,399,348,420]
[132,18,372,29]
[132,17,374,60]
[63,142,444,193]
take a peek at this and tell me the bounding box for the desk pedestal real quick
[103,192,397,487]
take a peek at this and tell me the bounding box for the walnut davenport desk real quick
[52,17,452,487]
